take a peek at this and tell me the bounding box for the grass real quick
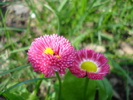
[0,0,133,100]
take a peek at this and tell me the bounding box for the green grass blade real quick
[72,0,96,34]
[57,0,68,12]
[0,27,26,32]
[1,77,55,94]
[0,64,30,76]
[109,58,133,86]
[71,33,88,49]
[0,46,29,58]
[43,4,61,34]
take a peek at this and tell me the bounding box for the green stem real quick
[83,77,89,99]
[55,72,61,100]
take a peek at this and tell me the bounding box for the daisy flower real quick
[69,49,110,79]
[27,34,76,77]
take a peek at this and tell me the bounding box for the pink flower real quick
[27,34,76,77]
[69,49,110,79]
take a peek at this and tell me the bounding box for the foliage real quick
[0,0,133,100]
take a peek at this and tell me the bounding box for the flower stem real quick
[55,72,61,100]
[83,77,89,99]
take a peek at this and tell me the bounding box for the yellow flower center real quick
[43,47,60,58]
[43,47,54,55]
[80,61,97,72]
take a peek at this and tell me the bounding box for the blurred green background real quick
[0,0,133,100]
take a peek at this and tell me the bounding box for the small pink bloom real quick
[27,34,75,77]
[69,49,110,79]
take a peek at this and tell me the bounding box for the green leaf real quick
[62,71,84,100]
[62,71,96,100]
[2,90,39,100]
[3,92,25,100]
[86,79,97,100]
[2,82,39,100]
[96,78,113,100]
